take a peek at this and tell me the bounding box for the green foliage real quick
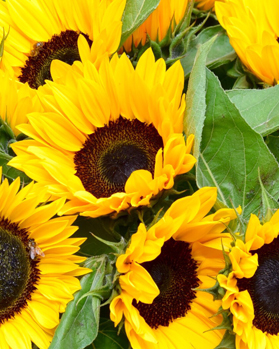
[197,69,279,220]
[119,0,160,47]
[181,25,236,79]
[92,318,130,349]
[215,330,236,349]
[184,35,217,160]
[184,37,279,220]
[258,169,279,221]
[228,85,279,136]
[49,256,114,349]
[0,124,31,184]
[266,135,279,162]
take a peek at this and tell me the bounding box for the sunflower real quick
[122,0,189,52]
[0,72,39,136]
[9,48,196,218]
[0,168,89,349]
[215,0,279,85]
[0,0,126,88]
[109,187,240,349]
[218,210,279,349]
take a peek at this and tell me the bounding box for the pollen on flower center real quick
[133,238,199,329]
[19,30,92,89]
[0,219,40,323]
[74,116,164,199]
[238,236,279,335]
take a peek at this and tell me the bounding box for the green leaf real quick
[266,135,279,162]
[120,0,160,47]
[215,330,235,349]
[197,69,279,220]
[184,35,217,160]
[228,84,279,136]
[92,318,130,349]
[49,256,110,349]
[181,25,236,78]
[258,169,279,222]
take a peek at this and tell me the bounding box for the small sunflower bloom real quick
[215,0,279,85]
[0,0,126,88]
[0,168,89,349]
[9,49,196,218]
[218,211,279,349]
[122,0,189,52]
[110,187,240,349]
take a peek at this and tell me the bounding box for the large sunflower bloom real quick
[0,72,39,136]
[0,168,89,349]
[218,210,279,349]
[0,0,126,88]
[9,49,196,218]
[215,0,279,85]
[122,0,189,52]
[110,187,240,349]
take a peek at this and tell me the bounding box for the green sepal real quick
[227,57,260,88]
[210,309,234,332]
[158,23,172,48]
[0,27,9,58]
[0,122,31,184]
[174,0,194,35]
[90,233,127,255]
[226,57,246,79]
[181,25,235,79]
[215,330,236,349]
[197,241,233,301]
[232,75,251,89]
[194,278,224,301]
[167,12,210,66]
[149,38,162,59]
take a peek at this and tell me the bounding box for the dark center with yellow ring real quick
[238,236,279,335]
[133,238,199,328]
[19,30,92,89]
[0,218,40,323]
[74,116,164,198]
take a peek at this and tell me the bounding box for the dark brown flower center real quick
[238,236,279,335]
[133,238,199,329]
[74,116,164,198]
[19,30,92,89]
[0,218,40,323]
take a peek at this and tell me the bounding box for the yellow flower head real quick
[0,72,39,136]
[218,210,279,349]
[216,0,279,85]
[0,168,89,349]
[122,0,189,52]
[0,0,126,88]
[9,48,196,218]
[110,187,240,349]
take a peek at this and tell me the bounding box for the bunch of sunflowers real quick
[0,0,279,348]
